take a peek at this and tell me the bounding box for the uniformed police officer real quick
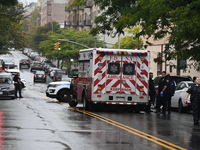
[184,77,200,125]
[155,71,170,114]
[146,72,156,113]
[13,72,23,98]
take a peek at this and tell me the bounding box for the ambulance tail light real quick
[139,86,144,92]
[98,84,103,90]
[139,89,144,92]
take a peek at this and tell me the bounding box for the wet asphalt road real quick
[0,50,199,150]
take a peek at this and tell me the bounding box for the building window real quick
[170,65,173,73]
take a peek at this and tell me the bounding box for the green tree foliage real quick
[39,27,103,69]
[0,0,18,6]
[113,26,143,49]
[0,3,26,53]
[29,21,60,52]
[91,0,200,63]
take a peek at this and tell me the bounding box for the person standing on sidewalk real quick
[184,77,200,125]
[146,72,156,113]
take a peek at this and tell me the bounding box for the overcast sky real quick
[18,0,37,5]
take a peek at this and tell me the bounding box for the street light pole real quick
[58,39,90,48]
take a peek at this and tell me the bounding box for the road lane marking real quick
[64,105,186,150]
[26,90,186,150]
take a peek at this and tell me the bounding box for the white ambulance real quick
[69,48,150,111]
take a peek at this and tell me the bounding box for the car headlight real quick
[49,84,58,88]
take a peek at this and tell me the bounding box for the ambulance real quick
[69,48,150,111]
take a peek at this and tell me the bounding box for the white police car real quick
[46,81,71,102]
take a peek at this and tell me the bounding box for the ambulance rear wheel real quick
[83,95,92,111]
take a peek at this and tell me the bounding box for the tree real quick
[112,26,143,49]
[39,27,103,68]
[0,0,18,6]
[29,21,60,52]
[0,3,26,53]
[90,0,200,68]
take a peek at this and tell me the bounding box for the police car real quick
[46,81,71,102]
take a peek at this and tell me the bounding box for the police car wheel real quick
[59,90,69,102]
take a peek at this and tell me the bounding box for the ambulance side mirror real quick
[72,74,78,79]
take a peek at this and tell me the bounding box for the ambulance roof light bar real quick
[96,50,147,56]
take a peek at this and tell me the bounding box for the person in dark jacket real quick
[13,73,23,98]
[155,71,170,114]
[146,72,156,113]
[184,77,200,125]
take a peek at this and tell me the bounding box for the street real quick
[0,50,199,150]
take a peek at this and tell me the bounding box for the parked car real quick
[30,61,43,72]
[60,75,72,82]
[53,70,67,81]
[19,59,31,69]
[49,67,59,78]
[22,48,29,55]
[44,63,56,74]
[171,81,194,112]
[29,52,39,60]
[5,65,20,76]
[0,72,15,99]
[154,75,192,91]
[3,58,15,67]
[33,70,46,83]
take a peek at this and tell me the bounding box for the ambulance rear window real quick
[108,63,120,75]
[123,63,135,75]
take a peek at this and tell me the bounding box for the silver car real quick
[0,72,15,99]
[171,81,194,113]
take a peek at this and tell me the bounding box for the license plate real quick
[116,97,125,101]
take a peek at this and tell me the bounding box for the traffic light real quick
[54,42,61,50]
[54,42,58,50]
[58,42,61,50]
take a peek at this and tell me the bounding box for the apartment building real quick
[40,0,68,26]
[44,0,198,77]
[65,0,98,31]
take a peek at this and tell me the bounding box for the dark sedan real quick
[19,59,31,69]
[53,70,67,81]
[33,71,46,83]
[30,61,43,72]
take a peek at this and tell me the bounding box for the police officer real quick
[155,71,170,114]
[184,77,200,125]
[146,72,156,113]
[13,72,23,98]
